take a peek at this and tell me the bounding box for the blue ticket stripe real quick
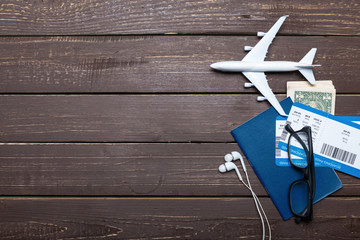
[314,154,360,178]
[278,141,288,152]
[275,158,291,166]
[276,156,323,167]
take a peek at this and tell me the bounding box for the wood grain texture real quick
[1,95,360,143]
[1,2,359,239]
[0,143,357,196]
[0,198,360,239]
[0,36,359,93]
[0,0,359,35]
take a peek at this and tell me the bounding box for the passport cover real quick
[231,97,343,220]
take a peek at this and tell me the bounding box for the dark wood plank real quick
[0,95,359,143]
[0,197,359,239]
[0,0,359,35]
[0,36,359,93]
[0,143,356,196]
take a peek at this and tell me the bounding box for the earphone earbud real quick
[224,151,247,172]
[218,163,227,173]
[218,161,235,172]
[218,162,243,181]
[228,151,242,161]
[224,153,233,162]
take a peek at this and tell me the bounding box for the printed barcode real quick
[320,143,357,165]
[280,121,292,141]
[280,130,288,141]
[275,137,281,157]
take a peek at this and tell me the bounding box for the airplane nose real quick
[210,63,221,70]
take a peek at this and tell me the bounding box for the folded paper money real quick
[287,80,336,114]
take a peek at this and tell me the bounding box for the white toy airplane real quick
[210,15,320,116]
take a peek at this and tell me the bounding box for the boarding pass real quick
[277,102,360,178]
[276,116,360,167]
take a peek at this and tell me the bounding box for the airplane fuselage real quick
[210,61,315,73]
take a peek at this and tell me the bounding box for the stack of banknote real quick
[287,80,336,114]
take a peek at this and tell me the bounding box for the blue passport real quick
[231,97,343,220]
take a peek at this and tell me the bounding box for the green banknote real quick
[287,81,336,114]
[294,91,333,114]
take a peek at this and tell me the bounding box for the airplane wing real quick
[242,15,288,62]
[242,72,287,116]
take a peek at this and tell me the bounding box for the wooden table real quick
[0,1,359,239]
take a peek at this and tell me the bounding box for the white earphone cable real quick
[243,180,271,240]
[234,167,266,240]
[242,162,271,240]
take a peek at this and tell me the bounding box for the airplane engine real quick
[257,32,266,37]
[257,96,267,101]
[244,46,253,51]
[244,83,254,88]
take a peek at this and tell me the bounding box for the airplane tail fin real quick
[299,69,316,85]
[299,48,317,64]
[298,48,318,85]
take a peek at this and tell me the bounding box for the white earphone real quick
[219,151,271,240]
[218,161,243,181]
[225,151,247,171]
